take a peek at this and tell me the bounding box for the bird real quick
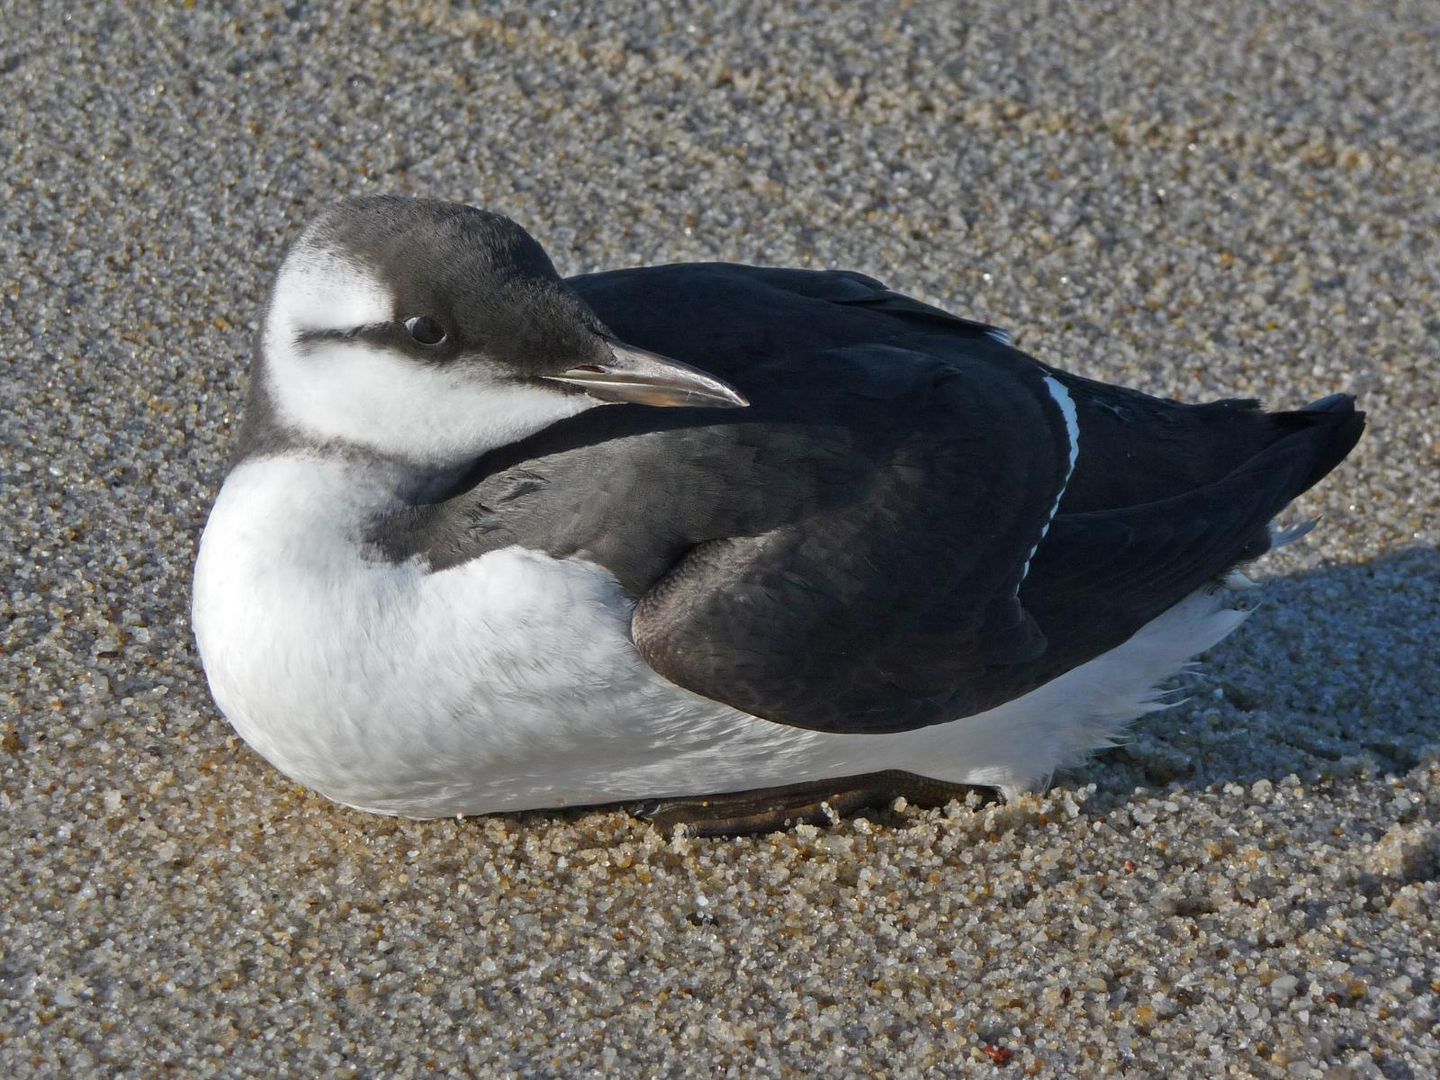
[191,195,1365,835]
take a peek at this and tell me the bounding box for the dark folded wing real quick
[627,354,1073,732]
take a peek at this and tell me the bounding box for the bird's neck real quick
[240,436,474,510]
[213,451,472,574]
[336,448,475,507]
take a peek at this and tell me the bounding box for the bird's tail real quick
[1269,392,1367,498]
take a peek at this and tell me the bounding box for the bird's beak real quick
[544,338,749,409]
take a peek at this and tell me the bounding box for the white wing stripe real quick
[1017,376,1081,587]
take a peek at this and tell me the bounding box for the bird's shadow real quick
[1069,546,1440,810]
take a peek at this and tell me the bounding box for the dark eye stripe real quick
[296,320,449,350]
[297,324,386,344]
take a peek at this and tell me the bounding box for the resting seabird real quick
[191,196,1364,833]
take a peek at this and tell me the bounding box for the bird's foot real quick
[629,770,987,837]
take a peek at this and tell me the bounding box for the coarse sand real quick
[2,3,1438,1076]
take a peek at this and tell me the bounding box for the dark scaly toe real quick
[630,770,987,837]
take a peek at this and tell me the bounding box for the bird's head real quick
[253,196,745,469]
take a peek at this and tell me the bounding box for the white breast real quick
[195,455,694,813]
[193,455,1247,818]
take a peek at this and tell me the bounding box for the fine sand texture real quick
[3,3,1438,1076]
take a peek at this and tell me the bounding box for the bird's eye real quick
[404,316,446,346]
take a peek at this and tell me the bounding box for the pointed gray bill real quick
[544,338,749,408]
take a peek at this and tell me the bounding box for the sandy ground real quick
[3,2,1438,1076]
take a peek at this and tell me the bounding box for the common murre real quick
[191,195,1365,834]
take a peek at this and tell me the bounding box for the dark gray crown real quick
[299,196,610,378]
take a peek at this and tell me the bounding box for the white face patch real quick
[260,238,601,466]
[266,244,394,337]
[265,337,599,466]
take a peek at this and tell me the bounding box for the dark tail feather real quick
[1020,394,1364,672]
[1268,393,1366,497]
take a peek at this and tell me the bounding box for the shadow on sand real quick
[1074,546,1440,807]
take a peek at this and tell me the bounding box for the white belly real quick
[193,456,1245,818]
